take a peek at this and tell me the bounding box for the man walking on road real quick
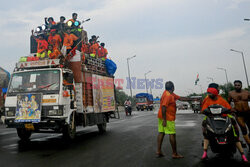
[228,80,250,150]
[156,81,195,159]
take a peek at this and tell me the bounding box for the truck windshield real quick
[8,70,60,95]
[137,98,146,103]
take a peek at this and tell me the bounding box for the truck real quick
[0,67,10,117]
[135,93,153,111]
[4,19,118,140]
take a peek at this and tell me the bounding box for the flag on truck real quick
[195,74,199,85]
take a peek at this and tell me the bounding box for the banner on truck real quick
[92,74,115,112]
[15,93,42,122]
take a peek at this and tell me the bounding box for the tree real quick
[219,82,234,99]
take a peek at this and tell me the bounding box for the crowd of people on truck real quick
[21,13,108,62]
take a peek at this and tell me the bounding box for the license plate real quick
[24,123,35,130]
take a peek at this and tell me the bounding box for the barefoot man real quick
[156,81,196,159]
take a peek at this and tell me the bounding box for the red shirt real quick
[48,34,62,49]
[158,90,180,121]
[63,33,78,49]
[35,39,48,53]
[97,46,108,59]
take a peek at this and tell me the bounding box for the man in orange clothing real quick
[62,27,78,55]
[48,29,62,50]
[47,45,61,59]
[31,30,48,58]
[200,83,248,162]
[97,43,108,60]
[157,81,195,159]
[89,36,99,57]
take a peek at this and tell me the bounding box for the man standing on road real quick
[156,81,195,159]
[228,80,250,150]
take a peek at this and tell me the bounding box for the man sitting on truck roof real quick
[61,27,78,56]
[97,43,108,61]
[47,45,61,59]
[48,29,62,50]
[45,17,56,29]
[31,30,48,59]
[89,36,99,58]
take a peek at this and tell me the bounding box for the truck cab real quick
[135,93,154,111]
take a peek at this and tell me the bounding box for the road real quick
[0,110,249,167]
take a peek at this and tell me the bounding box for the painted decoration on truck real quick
[92,75,115,112]
[15,93,42,122]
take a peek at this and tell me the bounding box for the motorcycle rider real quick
[124,99,132,116]
[201,83,248,162]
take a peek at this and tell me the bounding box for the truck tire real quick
[150,108,153,111]
[97,122,107,133]
[63,113,76,140]
[16,128,32,141]
[141,109,144,111]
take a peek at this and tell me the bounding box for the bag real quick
[19,57,27,62]
[105,59,117,76]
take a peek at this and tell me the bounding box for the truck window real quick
[8,70,60,95]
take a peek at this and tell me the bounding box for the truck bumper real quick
[5,118,66,131]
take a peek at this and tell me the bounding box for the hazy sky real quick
[0,0,250,97]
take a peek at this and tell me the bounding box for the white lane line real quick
[0,131,17,136]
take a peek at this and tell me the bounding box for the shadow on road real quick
[17,130,107,153]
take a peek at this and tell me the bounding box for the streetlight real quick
[230,49,250,88]
[144,70,152,94]
[127,55,136,98]
[217,67,229,85]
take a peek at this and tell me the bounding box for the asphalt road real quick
[0,109,249,167]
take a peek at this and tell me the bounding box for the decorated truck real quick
[0,67,10,117]
[4,16,118,140]
[135,93,154,111]
[5,56,117,140]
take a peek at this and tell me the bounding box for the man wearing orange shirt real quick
[200,83,248,162]
[157,81,195,159]
[97,43,108,60]
[62,28,78,55]
[89,36,99,57]
[31,30,48,58]
[48,29,62,50]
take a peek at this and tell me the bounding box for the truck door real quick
[63,72,75,109]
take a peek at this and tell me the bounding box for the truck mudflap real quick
[5,119,66,131]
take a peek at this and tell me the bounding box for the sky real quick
[0,0,250,97]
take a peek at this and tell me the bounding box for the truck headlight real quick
[48,108,63,116]
[7,111,15,117]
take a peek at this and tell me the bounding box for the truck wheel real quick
[16,128,32,141]
[97,122,107,133]
[63,113,76,140]
[141,109,144,111]
[150,108,153,111]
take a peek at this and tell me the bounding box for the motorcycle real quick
[125,105,132,116]
[202,104,236,156]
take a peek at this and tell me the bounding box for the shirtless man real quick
[228,80,250,150]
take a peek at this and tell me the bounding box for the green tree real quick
[219,82,234,99]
